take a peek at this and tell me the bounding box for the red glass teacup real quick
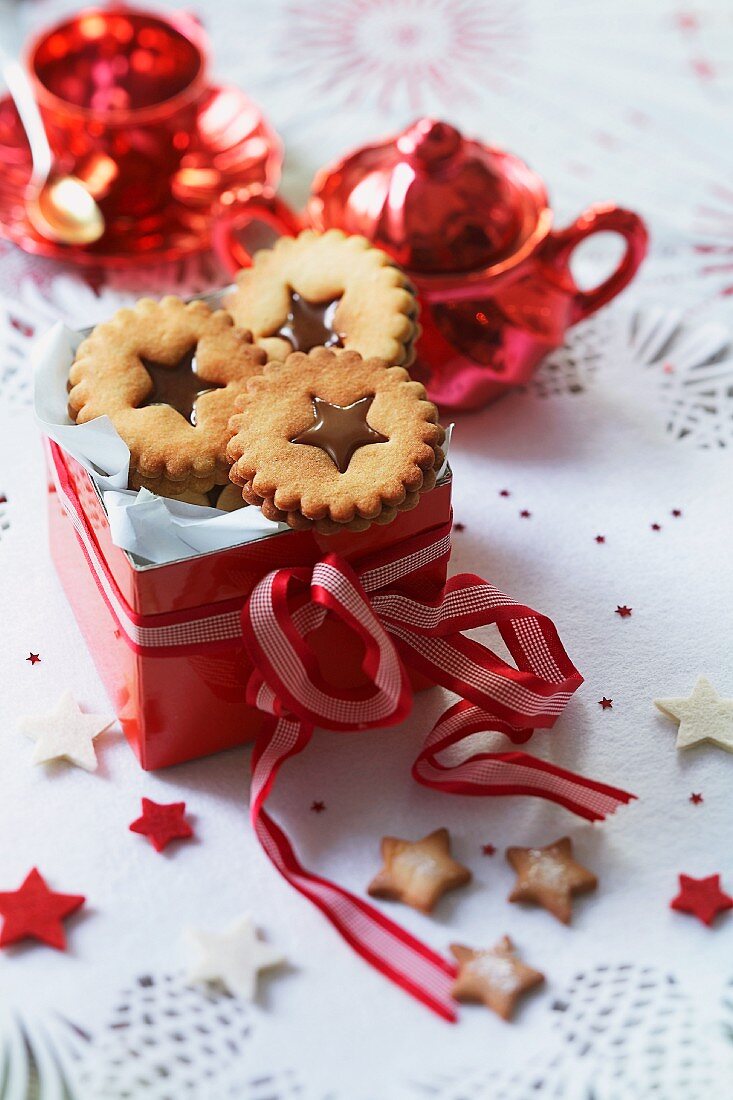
[27,5,209,223]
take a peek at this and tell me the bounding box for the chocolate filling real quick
[291,395,388,473]
[275,290,344,353]
[139,348,223,425]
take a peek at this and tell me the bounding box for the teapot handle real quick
[542,204,648,323]
[212,186,302,274]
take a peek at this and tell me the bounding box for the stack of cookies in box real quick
[67,231,444,535]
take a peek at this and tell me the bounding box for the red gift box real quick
[46,440,453,770]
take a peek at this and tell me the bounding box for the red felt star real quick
[129,798,193,853]
[481,844,496,856]
[0,868,85,950]
[595,535,606,544]
[651,523,662,532]
[25,653,41,665]
[671,508,682,518]
[499,489,511,498]
[598,697,613,710]
[310,800,326,813]
[689,792,704,805]
[671,874,733,926]
[615,605,633,618]
[519,509,531,519]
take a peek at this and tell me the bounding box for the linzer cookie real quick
[226,348,444,533]
[225,229,419,366]
[68,297,267,498]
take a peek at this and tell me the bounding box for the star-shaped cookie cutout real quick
[19,691,114,771]
[450,937,544,1020]
[654,676,733,752]
[367,827,471,914]
[0,868,85,950]
[670,874,733,926]
[184,915,284,999]
[129,798,193,852]
[291,395,388,473]
[506,837,597,924]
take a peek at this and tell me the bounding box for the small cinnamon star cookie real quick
[450,937,545,1021]
[367,827,471,914]
[68,296,267,498]
[227,347,444,533]
[225,229,419,366]
[506,837,597,924]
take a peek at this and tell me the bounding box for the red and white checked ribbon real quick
[240,553,634,1022]
[49,441,635,1021]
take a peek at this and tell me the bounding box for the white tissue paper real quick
[33,317,452,567]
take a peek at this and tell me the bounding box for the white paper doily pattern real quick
[0,2,731,1099]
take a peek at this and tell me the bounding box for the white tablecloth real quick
[0,2,731,1098]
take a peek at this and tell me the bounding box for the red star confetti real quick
[594,535,606,544]
[0,868,85,950]
[651,523,661,532]
[670,874,733,926]
[671,509,682,518]
[692,58,715,80]
[25,653,41,665]
[598,698,613,710]
[689,793,703,805]
[519,509,531,519]
[453,522,466,533]
[481,844,496,857]
[310,800,326,813]
[129,798,193,852]
[499,489,511,498]
[615,606,633,618]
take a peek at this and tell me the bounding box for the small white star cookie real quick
[184,915,284,999]
[654,677,733,753]
[19,691,114,771]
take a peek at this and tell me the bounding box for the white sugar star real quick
[19,691,114,771]
[654,676,733,753]
[184,916,284,999]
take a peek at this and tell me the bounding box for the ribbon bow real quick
[240,520,634,1022]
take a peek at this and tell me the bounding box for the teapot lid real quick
[308,118,549,274]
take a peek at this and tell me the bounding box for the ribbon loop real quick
[241,554,412,732]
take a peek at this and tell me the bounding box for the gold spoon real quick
[3,56,105,246]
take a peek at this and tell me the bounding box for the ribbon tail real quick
[250,717,458,1023]
[413,701,636,823]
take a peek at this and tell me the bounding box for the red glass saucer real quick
[0,83,281,267]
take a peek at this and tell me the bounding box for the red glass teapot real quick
[213,118,648,410]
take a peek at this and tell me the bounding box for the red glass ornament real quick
[214,118,648,410]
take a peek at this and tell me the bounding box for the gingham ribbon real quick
[49,441,634,1020]
[241,554,634,1022]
